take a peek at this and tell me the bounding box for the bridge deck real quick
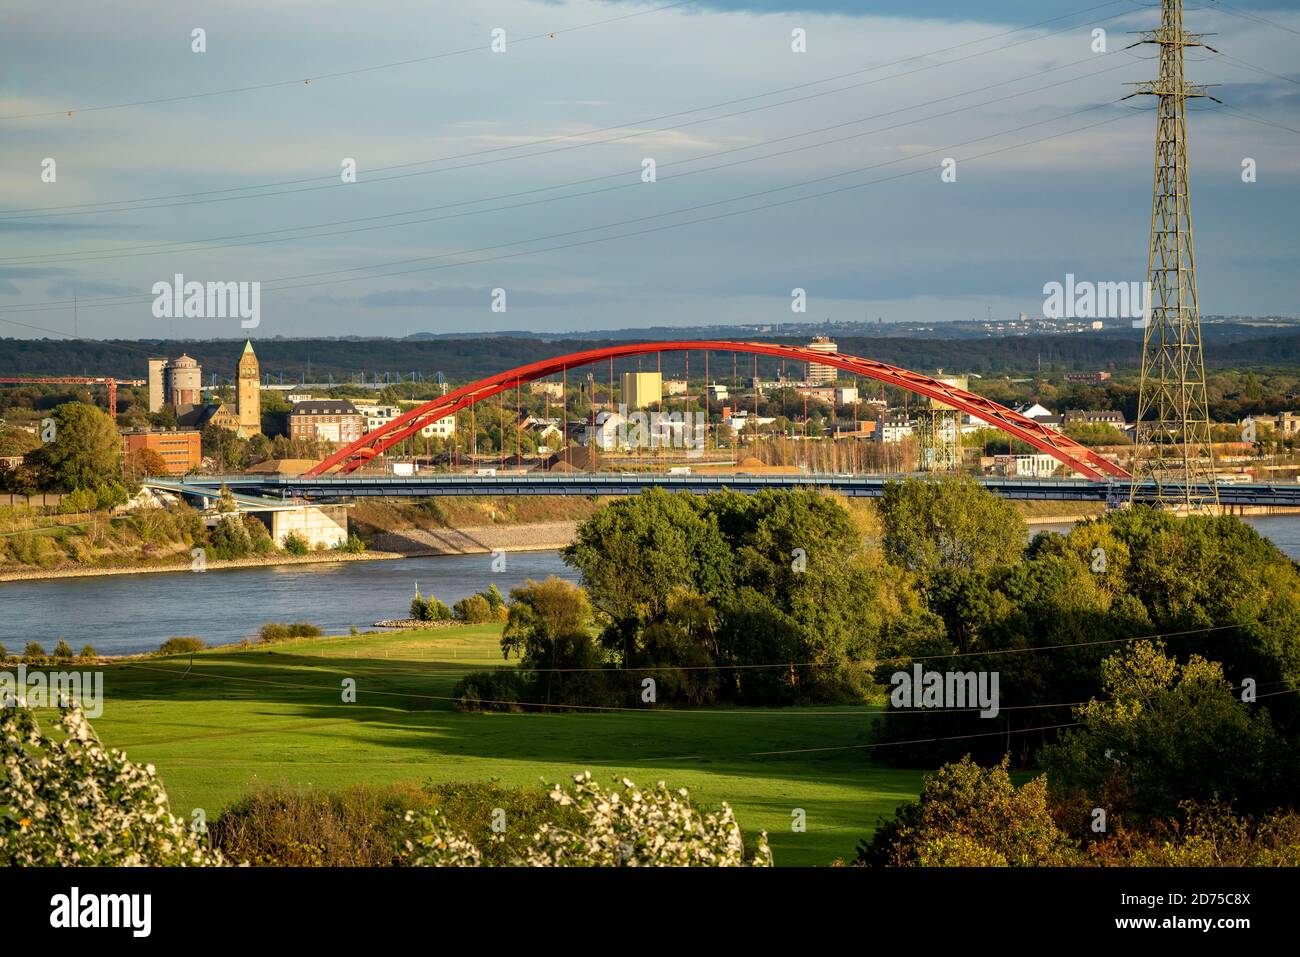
[149,474,1300,507]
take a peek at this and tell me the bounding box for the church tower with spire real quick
[237,340,261,435]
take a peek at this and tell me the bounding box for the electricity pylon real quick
[1127,0,1220,509]
[918,408,961,473]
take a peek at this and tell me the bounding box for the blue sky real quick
[0,0,1297,339]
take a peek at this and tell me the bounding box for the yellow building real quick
[237,339,261,435]
[621,371,662,409]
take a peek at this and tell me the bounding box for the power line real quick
[253,617,1297,676]
[0,102,1141,321]
[1,57,1137,267]
[0,1,1131,220]
[0,0,700,122]
[1201,0,1300,37]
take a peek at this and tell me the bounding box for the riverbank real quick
[0,521,579,583]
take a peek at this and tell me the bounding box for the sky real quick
[0,0,1297,340]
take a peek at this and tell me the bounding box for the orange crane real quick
[0,376,144,415]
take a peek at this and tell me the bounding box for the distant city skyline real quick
[2,0,1297,340]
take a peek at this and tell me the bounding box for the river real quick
[4,515,1300,657]
[0,550,578,656]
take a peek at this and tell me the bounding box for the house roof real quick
[290,399,360,416]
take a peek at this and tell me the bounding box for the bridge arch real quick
[304,341,1129,480]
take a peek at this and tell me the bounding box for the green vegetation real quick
[72,624,915,866]
[558,488,917,706]
[258,622,323,642]
[159,636,207,656]
[209,780,572,866]
[281,531,309,556]
[0,705,221,866]
[8,481,1298,867]
[409,587,452,622]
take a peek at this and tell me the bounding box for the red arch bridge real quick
[302,340,1129,481]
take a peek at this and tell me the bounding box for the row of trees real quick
[452,479,1299,853]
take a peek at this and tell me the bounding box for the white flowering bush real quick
[401,772,772,867]
[0,703,223,866]
[401,808,482,867]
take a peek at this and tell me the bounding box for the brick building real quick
[289,399,364,445]
[122,428,201,474]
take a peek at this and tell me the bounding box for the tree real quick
[125,447,169,480]
[1040,641,1290,824]
[856,756,1078,867]
[31,402,122,492]
[563,489,733,661]
[877,475,1026,576]
[501,577,599,704]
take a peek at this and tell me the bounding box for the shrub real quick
[856,756,1079,867]
[58,487,99,514]
[335,534,366,554]
[453,593,494,623]
[0,703,223,866]
[451,669,528,712]
[1088,802,1300,867]
[401,772,772,867]
[208,513,252,559]
[410,589,429,621]
[93,480,129,510]
[159,636,206,656]
[411,588,452,622]
[52,639,74,660]
[23,641,45,660]
[79,644,96,659]
[282,531,309,555]
[258,622,322,642]
[210,781,567,867]
[0,643,6,660]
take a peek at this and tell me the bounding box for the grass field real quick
[85,625,924,866]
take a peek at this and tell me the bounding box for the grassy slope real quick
[89,625,922,866]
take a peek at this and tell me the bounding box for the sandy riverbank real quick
[0,521,580,583]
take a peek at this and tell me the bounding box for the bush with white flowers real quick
[401,808,483,867]
[402,771,772,867]
[0,703,223,866]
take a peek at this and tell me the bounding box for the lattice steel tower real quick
[1128,0,1219,509]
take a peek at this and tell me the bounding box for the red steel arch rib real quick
[305,341,1129,480]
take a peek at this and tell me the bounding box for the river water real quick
[0,550,578,656]
[4,515,1300,657]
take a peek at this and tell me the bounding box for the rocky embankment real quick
[370,521,578,556]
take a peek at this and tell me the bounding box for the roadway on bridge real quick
[147,473,1300,508]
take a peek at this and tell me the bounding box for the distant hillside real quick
[3,330,1298,383]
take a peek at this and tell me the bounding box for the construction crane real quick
[0,377,144,415]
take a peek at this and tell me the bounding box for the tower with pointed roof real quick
[237,340,261,435]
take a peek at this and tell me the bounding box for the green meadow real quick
[86,625,924,866]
